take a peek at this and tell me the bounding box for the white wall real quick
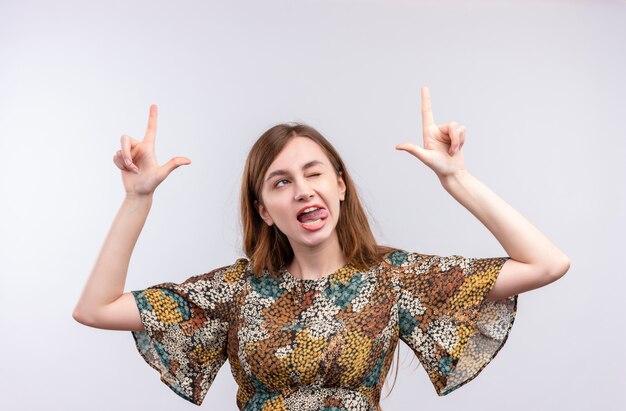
[1,0,623,410]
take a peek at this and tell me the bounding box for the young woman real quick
[73,87,570,410]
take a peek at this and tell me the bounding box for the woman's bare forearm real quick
[73,193,153,322]
[440,170,569,271]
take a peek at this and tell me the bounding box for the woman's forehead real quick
[265,137,330,175]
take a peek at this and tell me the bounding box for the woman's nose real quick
[294,179,314,201]
[295,191,314,201]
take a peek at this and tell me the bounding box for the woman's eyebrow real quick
[265,160,325,182]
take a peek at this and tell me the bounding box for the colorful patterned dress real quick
[130,250,517,410]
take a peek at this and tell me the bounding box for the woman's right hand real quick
[113,104,191,197]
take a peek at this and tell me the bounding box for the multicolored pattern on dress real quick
[130,250,517,409]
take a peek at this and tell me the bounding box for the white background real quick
[1,0,624,410]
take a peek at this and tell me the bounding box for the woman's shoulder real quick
[181,257,253,286]
[378,249,434,268]
[221,257,254,283]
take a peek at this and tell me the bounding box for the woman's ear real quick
[255,200,273,226]
[338,172,346,201]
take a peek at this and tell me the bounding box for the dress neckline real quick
[281,262,357,283]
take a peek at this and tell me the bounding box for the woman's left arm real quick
[440,169,570,301]
[396,86,570,302]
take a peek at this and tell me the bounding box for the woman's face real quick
[257,136,346,249]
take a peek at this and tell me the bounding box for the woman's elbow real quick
[72,308,86,325]
[72,308,94,327]
[549,255,571,280]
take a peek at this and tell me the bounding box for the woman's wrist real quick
[439,169,470,191]
[124,192,154,203]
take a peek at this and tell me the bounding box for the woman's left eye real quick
[274,174,321,188]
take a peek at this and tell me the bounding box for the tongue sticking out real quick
[298,209,328,223]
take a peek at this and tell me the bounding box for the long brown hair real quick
[239,121,408,400]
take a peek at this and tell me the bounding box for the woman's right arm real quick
[72,194,152,331]
[72,104,191,331]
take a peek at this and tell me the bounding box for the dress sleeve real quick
[130,258,248,406]
[387,251,517,396]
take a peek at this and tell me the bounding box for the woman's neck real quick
[287,234,346,280]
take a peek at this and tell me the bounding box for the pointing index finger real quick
[421,86,434,130]
[144,104,158,142]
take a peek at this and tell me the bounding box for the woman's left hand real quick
[396,86,467,181]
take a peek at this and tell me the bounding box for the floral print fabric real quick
[130,251,517,409]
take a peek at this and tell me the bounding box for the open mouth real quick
[297,205,329,228]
